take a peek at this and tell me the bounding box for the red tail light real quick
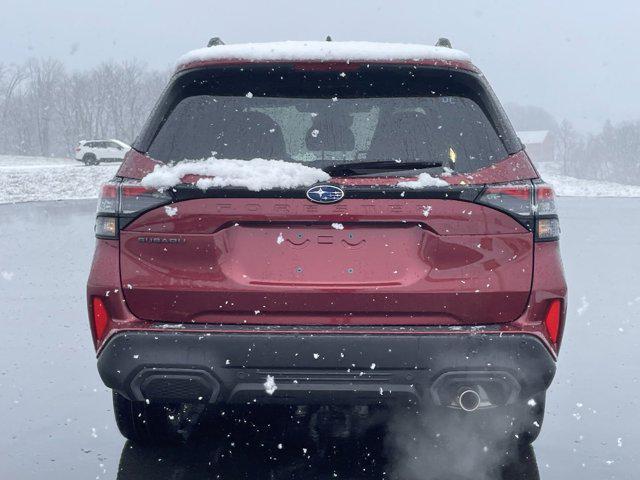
[91,297,110,343]
[535,183,557,214]
[544,299,563,345]
[477,181,560,241]
[95,180,172,239]
[119,181,172,215]
[97,183,118,213]
[478,181,533,216]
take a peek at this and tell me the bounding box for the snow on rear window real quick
[397,172,448,189]
[141,157,330,192]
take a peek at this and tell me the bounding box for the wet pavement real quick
[1,198,639,479]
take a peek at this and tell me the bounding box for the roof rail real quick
[435,37,452,48]
[207,37,225,47]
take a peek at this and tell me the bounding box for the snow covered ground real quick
[535,162,640,197]
[2,155,640,204]
[0,155,119,204]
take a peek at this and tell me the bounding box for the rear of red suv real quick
[87,41,567,444]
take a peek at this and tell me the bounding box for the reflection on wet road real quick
[1,198,639,479]
[115,409,540,480]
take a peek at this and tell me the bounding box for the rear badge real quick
[306,185,345,204]
[137,236,186,244]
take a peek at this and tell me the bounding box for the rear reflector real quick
[91,297,110,342]
[544,299,562,344]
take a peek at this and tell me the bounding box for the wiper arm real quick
[321,160,443,176]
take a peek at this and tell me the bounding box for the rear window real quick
[139,65,519,174]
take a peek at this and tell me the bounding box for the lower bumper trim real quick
[97,331,555,406]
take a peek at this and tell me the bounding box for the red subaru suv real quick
[87,40,567,444]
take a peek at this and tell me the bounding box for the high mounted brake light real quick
[95,180,172,239]
[477,181,560,241]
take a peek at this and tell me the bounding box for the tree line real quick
[0,59,167,157]
[507,104,640,184]
[555,120,640,184]
[1,60,639,184]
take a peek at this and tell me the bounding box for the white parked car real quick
[75,139,130,165]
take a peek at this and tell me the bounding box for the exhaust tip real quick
[458,389,481,412]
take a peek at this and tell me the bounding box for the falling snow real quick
[263,375,278,395]
[577,296,589,316]
[164,205,178,217]
[1,271,14,281]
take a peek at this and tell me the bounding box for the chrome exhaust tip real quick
[458,389,481,412]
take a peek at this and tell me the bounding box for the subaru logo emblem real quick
[306,185,345,204]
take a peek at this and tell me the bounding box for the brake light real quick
[97,183,118,213]
[119,182,171,215]
[292,62,361,72]
[478,182,533,216]
[544,299,563,345]
[95,180,172,239]
[477,181,560,241]
[91,297,110,343]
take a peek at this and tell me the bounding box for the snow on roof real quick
[176,41,471,69]
[517,130,551,145]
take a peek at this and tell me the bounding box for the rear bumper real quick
[97,329,555,407]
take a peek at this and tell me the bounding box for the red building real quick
[517,130,555,164]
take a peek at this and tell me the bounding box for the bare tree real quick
[555,120,580,175]
[0,58,169,157]
[0,63,27,151]
[23,59,65,156]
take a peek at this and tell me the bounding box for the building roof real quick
[176,41,472,71]
[517,130,551,145]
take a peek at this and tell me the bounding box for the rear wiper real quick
[321,161,443,176]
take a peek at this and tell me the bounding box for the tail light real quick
[477,180,560,241]
[91,296,110,343]
[533,183,560,240]
[544,299,563,345]
[95,179,172,239]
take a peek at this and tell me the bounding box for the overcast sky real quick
[2,0,638,131]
